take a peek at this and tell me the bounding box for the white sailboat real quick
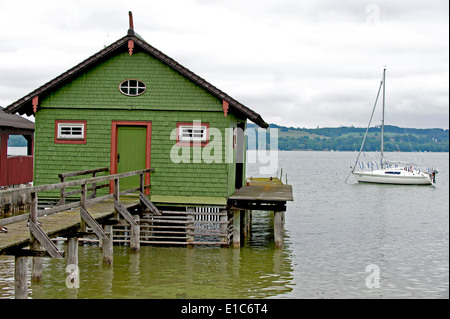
[350,68,438,185]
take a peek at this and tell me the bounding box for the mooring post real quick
[14,256,28,299]
[233,209,241,248]
[274,211,284,248]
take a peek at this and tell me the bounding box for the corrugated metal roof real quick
[4,33,268,129]
[0,106,34,131]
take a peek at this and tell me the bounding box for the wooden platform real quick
[229,178,293,210]
[0,197,139,255]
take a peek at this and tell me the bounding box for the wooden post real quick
[233,209,241,248]
[103,225,113,266]
[29,191,43,281]
[220,210,228,246]
[14,256,28,299]
[139,173,145,212]
[130,215,140,252]
[187,207,195,246]
[80,183,87,232]
[59,176,66,205]
[31,241,43,282]
[67,237,79,267]
[113,179,120,220]
[274,211,284,248]
[242,209,251,239]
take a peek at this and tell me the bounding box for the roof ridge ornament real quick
[128,11,135,55]
[127,11,135,36]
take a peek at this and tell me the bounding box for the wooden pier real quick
[229,177,293,248]
[1,169,293,299]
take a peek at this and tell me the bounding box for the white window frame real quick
[178,125,208,143]
[119,79,146,96]
[57,123,85,140]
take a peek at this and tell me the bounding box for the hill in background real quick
[247,123,449,152]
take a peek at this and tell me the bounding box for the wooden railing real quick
[0,168,158,298]
[58,167,109,205]
[0,168,156,227]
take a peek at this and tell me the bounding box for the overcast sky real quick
[0,0,448,129]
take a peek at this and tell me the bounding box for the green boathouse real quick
[4,16,268,207]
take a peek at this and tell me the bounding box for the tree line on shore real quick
[248,123,449,152]
[8,124,449,152]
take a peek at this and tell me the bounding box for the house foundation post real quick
[233,209,241,248]
[130,215,140,252]
[220,209,228,247]
[103,225,113,266]
[274,210,284,248]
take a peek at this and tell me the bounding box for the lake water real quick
[0,151,448,299]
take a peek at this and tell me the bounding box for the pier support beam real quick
[274,211,285,248]
[31,242,43,282]
[103,225,113,266]
[242,210,251,239]
[130,215,140,252]
[14,256,28,299]
[220,210,229,246]
[233,209,241,248]
[67,237,79,267]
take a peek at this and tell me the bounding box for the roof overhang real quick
[4,35,268,129]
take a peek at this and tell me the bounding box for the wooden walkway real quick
[228,177,293,248]
[0,197,139,255]
[0,169,294,298]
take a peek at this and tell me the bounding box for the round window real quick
[119,79,146,96]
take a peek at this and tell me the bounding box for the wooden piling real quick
[31,241,43,282]
[67,237,79,267]
[233,209,241,248]
[14,256,28,299]
[220,211,228,246]
[274,211,284,248]
[103,225,113,266]
[130,215,140,252]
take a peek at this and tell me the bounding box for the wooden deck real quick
[229,177,293,210]
[0,197,139,255]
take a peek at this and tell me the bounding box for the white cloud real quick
[0,0,448,129]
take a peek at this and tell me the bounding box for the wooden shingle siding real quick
[43,52,220,112]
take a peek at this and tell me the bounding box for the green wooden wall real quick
[34,50,246,201]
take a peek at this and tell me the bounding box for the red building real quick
[0,107,34,187]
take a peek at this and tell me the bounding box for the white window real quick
[179,125,207,143]
[177,123,209,145]
[119,79,146,96]
[57,123,85,140]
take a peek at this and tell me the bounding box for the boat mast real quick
[380,67,386,168]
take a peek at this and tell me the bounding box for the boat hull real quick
[352,169,433,185]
